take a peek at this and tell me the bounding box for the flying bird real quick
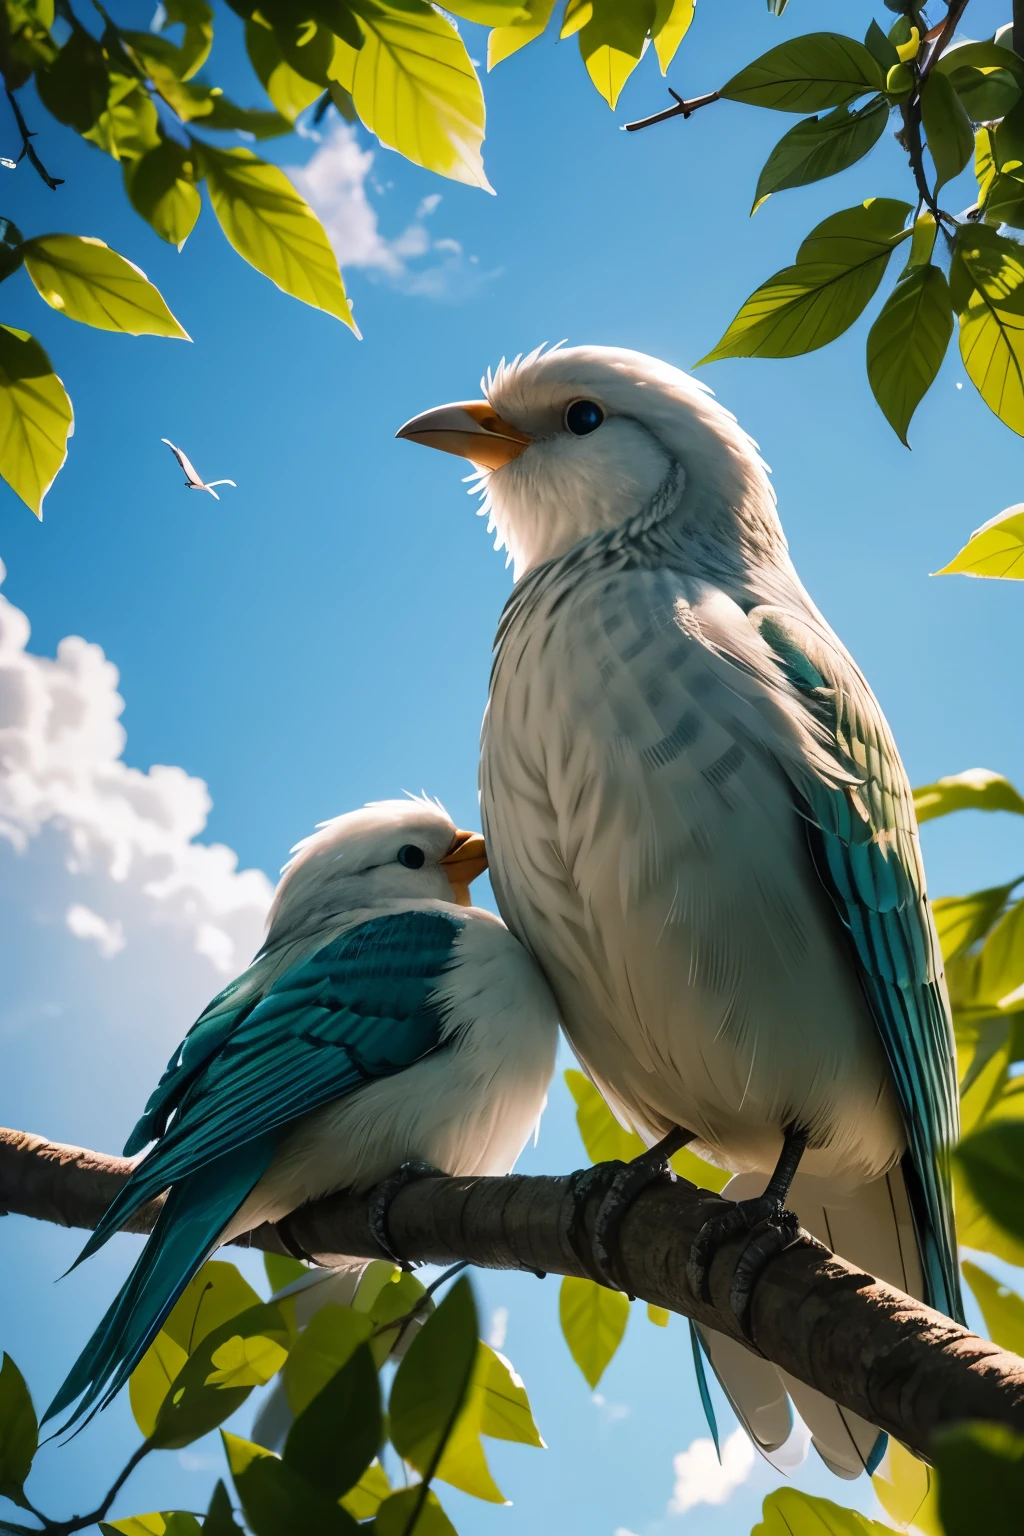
[47,798,559,1431]
[398,344,962,1478]
[161,438,236,500]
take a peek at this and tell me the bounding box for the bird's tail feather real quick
[693,1167,920,1478]
[46,1138,273,1431]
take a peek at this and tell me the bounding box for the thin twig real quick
[3,88,63,189]
[45,1440,152,1536]
[625,88,720,133]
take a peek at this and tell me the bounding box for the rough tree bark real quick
[2,1126,1023,1463]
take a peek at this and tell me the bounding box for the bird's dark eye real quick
[565,400,604,436]
[397,844,425,869]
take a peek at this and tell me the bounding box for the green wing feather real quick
[751,606,963,1324]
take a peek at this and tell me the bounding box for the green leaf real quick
[284,1340,379,1500]
[864,18,898,72]
[125,139,201,248]
[722,32,883,114]
[341,1460,391,1521]
[129,1331,189,1439]
[36,29,109,133]
[150,1300,292,1450]
[203,1482,244,1536]
[920,71,974,193]
[956,1115,1024,1244]
[429,1341,543,1503]
[335,0,490,190]
[283,1304,373,1418]
[872,1439,941,1536]
[443,1,529,23]
[0,218,23,283]
[0,1356,36,1501]
[99,1517,201,1536]
[22,235,190,339]
[936,41,1024,87]
[955,225,1024,436]
[752,97,889,212]
[201,97,293,138]
[200,144,356,330]
[563,1069,728,1191]
[83,74,160,163]
[866,262,952,444]
[264,1252,308,1294]
[389,1275,479,1480]
[652,0,694,73]
[158,0,214,81]
[647,1303,670,1326]
[954,1158,1024,1268]
[222,1432,359,1536]
[374,1487,458,1536]
[246,15,324,121]
[558,1276,628,1389]
[700,198,912,363]
[933,883,1020,965]
[487,0,556,68]
[947,63,1020,122]
[577,0,654,110]
[934,1422,1024,1536]
[962,1260,1024,1354]
[935,504,1024,579]
[366,1270,431,1365]
[0,325,73,519]
[914,770,1024,823]
[752,1486,894,1535]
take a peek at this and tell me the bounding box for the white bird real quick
[161,437,237,499]
[47,797,559,1430]
[397,344,961,1479]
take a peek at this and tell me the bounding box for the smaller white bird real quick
[161,438,237,500]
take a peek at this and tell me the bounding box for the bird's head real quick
[397,344,781,580]
[264,797,488,947]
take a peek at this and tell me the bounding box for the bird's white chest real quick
[481,566,903,1185]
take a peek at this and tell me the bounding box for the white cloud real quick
[593,1391,631,1424]
[66,903,126,959]
[488,1306,508,1349]
[288,123,494,301]
[668,1427,754,1516]
[0,560,273,1146]
[614,1529,641,1536]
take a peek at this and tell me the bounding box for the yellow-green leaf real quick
[722,33,884,115]
[558,1276,628,1389]
[0,1353,37,1500]
[283,1304,373,1417]
[652,0,694,73]
[700,199,912,363]
[83,74,160,162]
[962,1259,1024,1354]
[375,1487,457,1536]
[200,144,355,330]
[647,1303,670,1326]
[933,883,1019,966]
[753,97,889,212]
[914,770,1024,823]
[99,1516,201,1536]
[130,1331,188,1438]
[578,0,653,110]
[487,0,556,66]
[953,1158,1024,1268]
[753,1486,894,1535]
[125,139,201,248]
[341,1460,391,1521]
[246,15,323,122]
[872,1439,942,1536]
[474,1343,545,1446]
[955,226,1024,436]
[565,1068,645,1163]
[22,235,189,339]
[866,262,952,445]
[0,326,72,519]
[920,70,974,192]
[337,0,490,190]
[935,504,1024,579]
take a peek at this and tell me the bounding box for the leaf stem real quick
[3,89,63,190]
[624,88,720,133]
[39,1440,152,1536]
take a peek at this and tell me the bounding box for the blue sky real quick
[3,0,1024,1530]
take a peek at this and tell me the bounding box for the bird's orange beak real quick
[396,401,531,471]
[439,828,488,907]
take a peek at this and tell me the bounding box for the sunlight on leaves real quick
[22,235,190,338]
[722,33,883,114]
[0,1354,37,1502]
[0,325,72,519]
[935,504,1024,580]
[559,1276,629,1389]
[962,1259,1024,1355]
[866,263,952,446]
[872,1439,941,1536]
[914,770,1024,822]
[752,1486,894,1534]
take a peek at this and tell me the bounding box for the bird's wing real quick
[204,486,220,500]
[206,479,236,489]
[79,909,464,1261]
[161,438,201,485]
[748,604,962,1322]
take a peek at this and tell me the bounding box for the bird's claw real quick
[366,1160,442,1270]
[592,1150,678,1296]
[560,1161,626,1284]
[687,1195,805,1333]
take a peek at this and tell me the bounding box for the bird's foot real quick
[366,1160,443,1270]
[560,1161,627,1284]
[592,1145,681,1296]
[687,1195,805,1333]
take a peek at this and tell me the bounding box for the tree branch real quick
[3,1127,1023,1462]
[4,89,63,190]
[624,88,720,134]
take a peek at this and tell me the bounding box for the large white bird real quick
[397,344,962,1478]
[47,798,559,1430]
[161,437,237,499]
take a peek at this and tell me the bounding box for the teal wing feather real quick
[48,909,463,1428]
[750,606,963,1324]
